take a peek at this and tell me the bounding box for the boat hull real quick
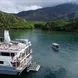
[52,46,59,51]
[0,66,18,75]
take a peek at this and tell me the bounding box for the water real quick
[0,29,78,78]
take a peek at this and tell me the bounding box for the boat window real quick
[0,61,4,64]
[11,53,15,57]
[0,52,10,56]
[56,46,59,48]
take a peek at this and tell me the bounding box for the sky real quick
[0,0,77,13]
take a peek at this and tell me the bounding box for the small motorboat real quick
[52,43,59,51]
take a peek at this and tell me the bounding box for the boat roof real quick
[52,43,59,46]
[0,41,26,52]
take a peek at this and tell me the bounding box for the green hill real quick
[0,11,34,29]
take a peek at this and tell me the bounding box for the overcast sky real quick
[0,0,77,13]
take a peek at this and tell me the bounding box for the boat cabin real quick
[52,43,59,50]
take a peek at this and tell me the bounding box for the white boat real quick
[0,30,37,75]
[52,43,59,51]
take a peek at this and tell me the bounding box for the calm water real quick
[0,29,78,78]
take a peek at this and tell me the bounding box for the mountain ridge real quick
[15,3,78,21]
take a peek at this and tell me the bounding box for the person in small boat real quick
[56,46,59,48]
[53,45,59,48]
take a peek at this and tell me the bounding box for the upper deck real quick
[0,41,26,52]
[0,30,31,53]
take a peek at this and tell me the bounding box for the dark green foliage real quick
[41,20,69,31]
[67,18,78,31]
[34,22,46,28]
[35,18,78,32]
[0,11,78,32]
[0,11,34,29]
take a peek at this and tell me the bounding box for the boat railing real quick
[27,56,32,62]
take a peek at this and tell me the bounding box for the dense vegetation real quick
[0,11,34,29]
[34,18,78,32]
[0,11,78,32]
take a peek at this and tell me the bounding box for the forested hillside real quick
[0,11,34,29]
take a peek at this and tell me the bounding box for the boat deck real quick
[0,42,26,51]
[27,63,40,72]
